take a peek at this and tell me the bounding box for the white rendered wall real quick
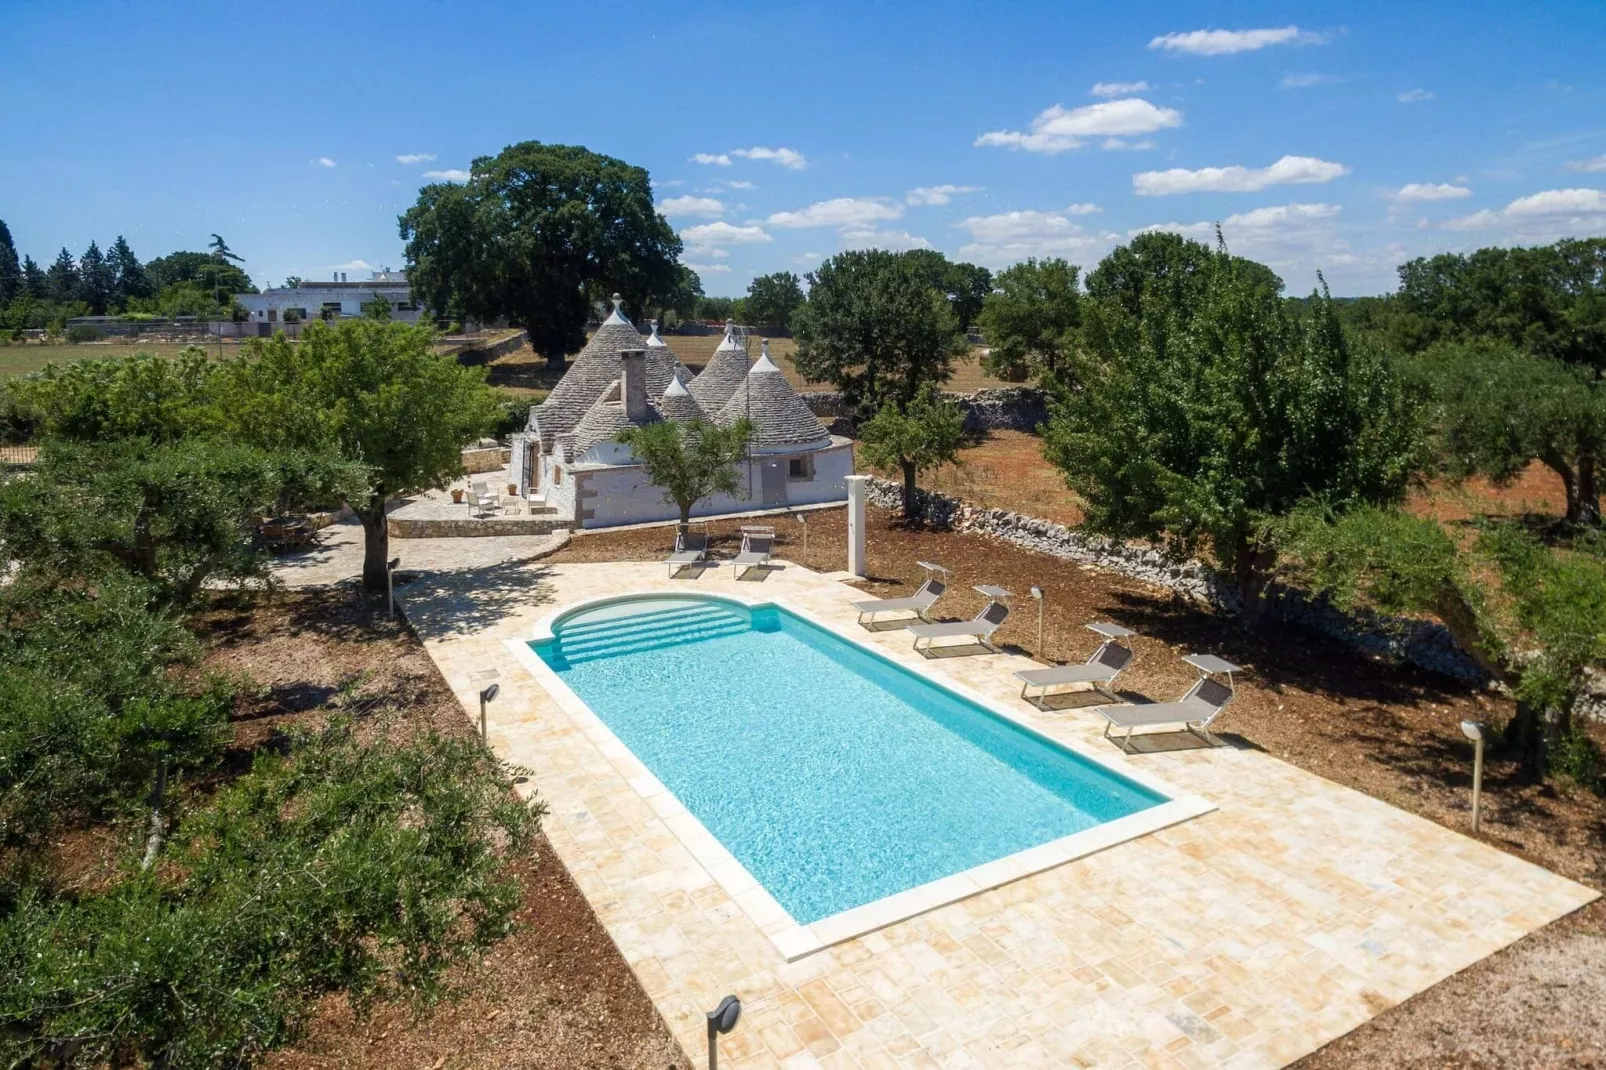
[571,443,852,528]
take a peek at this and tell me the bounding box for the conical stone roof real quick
[645,320,692,383]
[657,375,706,424]
[532,297,680,447]
[687,322,753,413]
[569,379,662,456]
[716,341,830,451]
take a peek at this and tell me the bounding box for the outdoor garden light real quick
[386,557,402,619]
[1029,586,1045,657]
[479,683,500,743]
[706,995,741,1070]
[1461,720,1487,833]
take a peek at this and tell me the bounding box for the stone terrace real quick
[397,557,1595,1070]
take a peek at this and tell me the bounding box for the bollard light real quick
[706,995,741,1070]
[1460,720,1486,833]
[386,557,402,619]
[479,683,500,743]
[1029,586,1045,659]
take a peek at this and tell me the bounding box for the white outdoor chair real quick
[1014,622,1137,708]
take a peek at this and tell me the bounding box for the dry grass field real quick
[0,339,258,381]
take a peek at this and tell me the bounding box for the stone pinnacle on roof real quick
[688,321,753,413]
[716,339,830,450]
[657,375,706,424]
[531,297,682,447]
[644,318,693,383]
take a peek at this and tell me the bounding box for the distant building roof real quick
[716,341,829,450]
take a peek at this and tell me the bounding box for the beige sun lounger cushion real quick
[1016,642,1133,697]
[853,577,947,621]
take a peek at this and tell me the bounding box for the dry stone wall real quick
[862,476,1491,685]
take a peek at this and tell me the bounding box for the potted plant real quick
[451,488,464,504]
[507,482,518,497]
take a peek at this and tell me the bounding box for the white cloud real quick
[768,197,904,228]
[905,184,982,206]
[1280,72,1339,89]
[725,179,758,190]
[1397,88,1434,103]
[1391,182,1473,202]
[679,221,773,245]
[423,168,470,182]
[1444,188,1606,234]
[659,195,725,218]
[1565,155,1606,174]
[976,98,1183,154]
[314,157,337,168]
[1091,80,1151,97]
[395,153,435,165]
[1133,155,1348,195]
[839,227,933,252]
[731,146,807,169]
[334,259,375,271]
[1066,202,1101,214]
[685,262,732,274]
[1101,137,1157,151]
[956,209,1117,267]
[691,153,732,166]
[706,248,729,259]
[1148,26,1320,55]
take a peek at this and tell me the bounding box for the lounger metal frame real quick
[909,585,1012,654]
[1016,622,1137,708]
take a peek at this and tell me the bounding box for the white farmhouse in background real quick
[234,271,420,328]
[511,298,852,528]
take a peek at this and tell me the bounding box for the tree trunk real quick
[1538,450,1581,525]
[678,500,692,534]
[900,459,918,519]
[1233,544,1279,628]
[1504,699,1569,777]
[1577,452,1601,526]
[357,494,390,590]
[546,349,567,373]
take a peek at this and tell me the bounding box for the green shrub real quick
[1549,724,1603,792]
[0,723,542,1067]
[491,395,535,438]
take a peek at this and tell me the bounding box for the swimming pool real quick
[525,594,1204,949]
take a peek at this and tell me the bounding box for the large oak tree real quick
[399,141,682,369]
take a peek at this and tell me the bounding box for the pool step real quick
[554,603,750,664]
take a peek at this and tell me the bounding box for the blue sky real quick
[3,0,1604,298]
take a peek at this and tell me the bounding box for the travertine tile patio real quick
[399,557,1596,1069]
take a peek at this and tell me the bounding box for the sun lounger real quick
[853,561,951,625]
[908,585,1012,654]
[731,527,775,579]
[1014,622,1136,707]
[666,530,709,577]
[1095,654,1241,747]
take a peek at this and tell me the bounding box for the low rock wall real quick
[861,476,1491,685]
[462,446,512,474]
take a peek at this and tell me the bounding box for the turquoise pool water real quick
[534,596,1164,925]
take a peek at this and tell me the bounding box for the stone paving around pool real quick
[399,557,1597,1070]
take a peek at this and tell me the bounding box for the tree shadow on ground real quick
[395,559,559,638]
[1096,589,1476,711]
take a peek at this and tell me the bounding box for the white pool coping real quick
[506,589,1216,962]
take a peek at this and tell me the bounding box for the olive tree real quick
[857,389,966,517]
[616,418,754,530]
[1043,241,1422,623]
[218,319,500,589]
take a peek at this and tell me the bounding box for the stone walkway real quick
[396,558,1597,1069]
[269,518,569,588]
